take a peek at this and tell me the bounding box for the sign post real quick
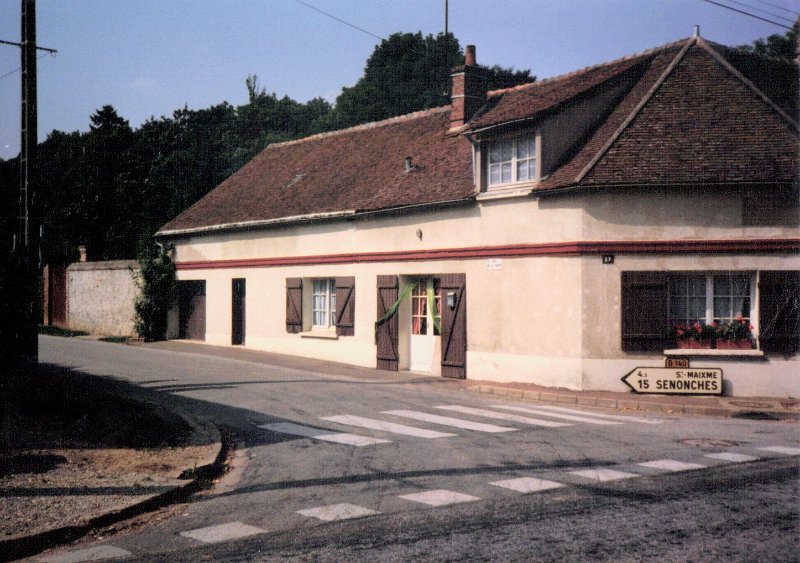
[622,367,722,395]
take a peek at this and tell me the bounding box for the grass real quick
[38,325,89,337]
[98,336,130,344]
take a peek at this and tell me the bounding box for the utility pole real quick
[1,0,56,369]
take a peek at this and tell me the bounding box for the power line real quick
[700,0,794,29]
[752,0,800,17]
[0,52,51,81]
[292,0,384,41]
[723,0,798,23]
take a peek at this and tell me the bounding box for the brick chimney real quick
[449,45,489,132]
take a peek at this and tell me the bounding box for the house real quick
[157,34,799,398]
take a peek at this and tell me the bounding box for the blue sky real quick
[1,0,797,160]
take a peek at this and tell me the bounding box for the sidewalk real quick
[143,339,799,420]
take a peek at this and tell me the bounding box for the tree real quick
[737,20,798,61]
[82,106,137,260]
[134,240,176,341]
[334,32,534,127]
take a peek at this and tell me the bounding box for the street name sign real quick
[622,367,722,395]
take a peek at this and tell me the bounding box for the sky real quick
[1,0,797,161]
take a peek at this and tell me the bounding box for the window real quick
[621,271,786,353]
[668,273,751,327]
[487,135,536,187]
[411,279,441,336]
[286,277,355,336]
[312,278,336,329]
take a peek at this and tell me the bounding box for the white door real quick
[409,278,440,372]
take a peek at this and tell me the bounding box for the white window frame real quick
[486,133,538,188]
[668,272,757,336]
[311,278,337,329]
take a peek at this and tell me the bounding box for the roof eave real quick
[156,196,477,239]
[531,180,799,198]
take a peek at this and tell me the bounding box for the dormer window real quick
[488,135,536,186]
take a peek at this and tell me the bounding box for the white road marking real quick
[637,459,706,472]
[321,415,456,438]
[758,446,800,456]
[569,468,640,482]
[180,521,265,543]
[491,405,622,425]
[39,545,132,563]
[519,404,664,424]
[705,452,760,463]
[259,422,391,446]
[382,410,517,433]
[435,405,570,428]
[297,503,381,521]
[490,477,565,493]
[399,489,481,506]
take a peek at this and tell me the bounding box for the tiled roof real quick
[469,42,675,130]
[530,37,798,191]
[159,108,475,234]
[160,36,797,234]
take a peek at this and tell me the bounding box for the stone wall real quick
[67,260,139,336]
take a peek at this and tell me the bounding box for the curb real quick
[0,429,233,562]
[467,384,797,420]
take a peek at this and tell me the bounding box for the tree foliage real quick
[737,20,798,61]
[134,241,176,341]
[1,30,534,267]
[334,32,534,127]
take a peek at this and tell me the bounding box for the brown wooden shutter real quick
[621,271,668,352]
[376,275,399,371]
[440,273,467,379]
[335,276,356,336]
[285,278,303,334]
[759,271,799,355]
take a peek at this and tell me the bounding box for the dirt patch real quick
[0,364,218,543]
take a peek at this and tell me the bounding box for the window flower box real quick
[717,316,755,350]
[715,339,754,350]
[672,322,717,349]
[677,338,713,349]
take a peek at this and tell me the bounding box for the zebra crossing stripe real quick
[399,489,481,506]
[382,410,517,433]
[180,521,265,543]
[297,503,380,521]
[521,404,664,424]
[705,452,760,463]
[757,446,800,456]
[637,459,706,472]
[569,468,640,481]
[490,477,565,493]
[321,415,456,438]
[435,405,571,427]
[491,405,623,425]
[259,422,391,446]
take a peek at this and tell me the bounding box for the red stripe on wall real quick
[176,238,800,270]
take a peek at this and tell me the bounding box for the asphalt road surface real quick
[37,336,799,562]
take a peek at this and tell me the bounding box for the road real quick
[37,336,799,562]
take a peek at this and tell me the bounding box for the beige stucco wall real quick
[176,254,585,387]
[67,261,139,337]
[579,186,799,240]
[168,188,799,396]
[174,198,583,264]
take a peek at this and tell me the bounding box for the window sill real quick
[664,349,764,358]
[300,329,338,340]
[477,183,536,201]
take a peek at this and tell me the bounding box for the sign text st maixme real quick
[622,364,723,395]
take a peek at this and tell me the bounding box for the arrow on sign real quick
[622,367,723,395]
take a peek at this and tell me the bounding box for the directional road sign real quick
[622,367,722,395]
